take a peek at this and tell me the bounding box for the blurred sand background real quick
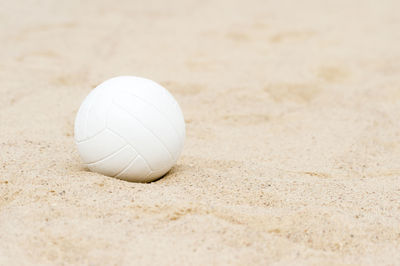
[1,0,400,265]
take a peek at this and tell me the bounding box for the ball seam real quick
[112,100,175,163]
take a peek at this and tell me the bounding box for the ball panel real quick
[115,155,152,182]
[107,103,173,171]
[74,89,98,142]
[76,128,126,164]
[110,76,184,137]
[87,145,138,177]
[122,89,185,152]
[113,91,181,161]
[84,90,110,139]
[98,76,185,141]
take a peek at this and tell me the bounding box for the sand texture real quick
[1,0,400,265]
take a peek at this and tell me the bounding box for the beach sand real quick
[1,0,400,264]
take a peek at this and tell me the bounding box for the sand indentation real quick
[161,81,204,96]
[53,72,88,87]
[226,32,250,42]
[221,114,270,125]
[269,31,316,43]
[317,66,349,83]
[264,82,321,103]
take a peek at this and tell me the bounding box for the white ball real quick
[74,76,185,182]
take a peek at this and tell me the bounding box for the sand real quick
[1,0,400,265]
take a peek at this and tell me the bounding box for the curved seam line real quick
[75,127,106,144]
[122,91,181,142]
[105,94,114,128]
[85,143,128,165]
[114,154,139,178]
[83,90,99,141]
[145,169,153,179]
[106,127,154,171]
[112,100,175,162]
